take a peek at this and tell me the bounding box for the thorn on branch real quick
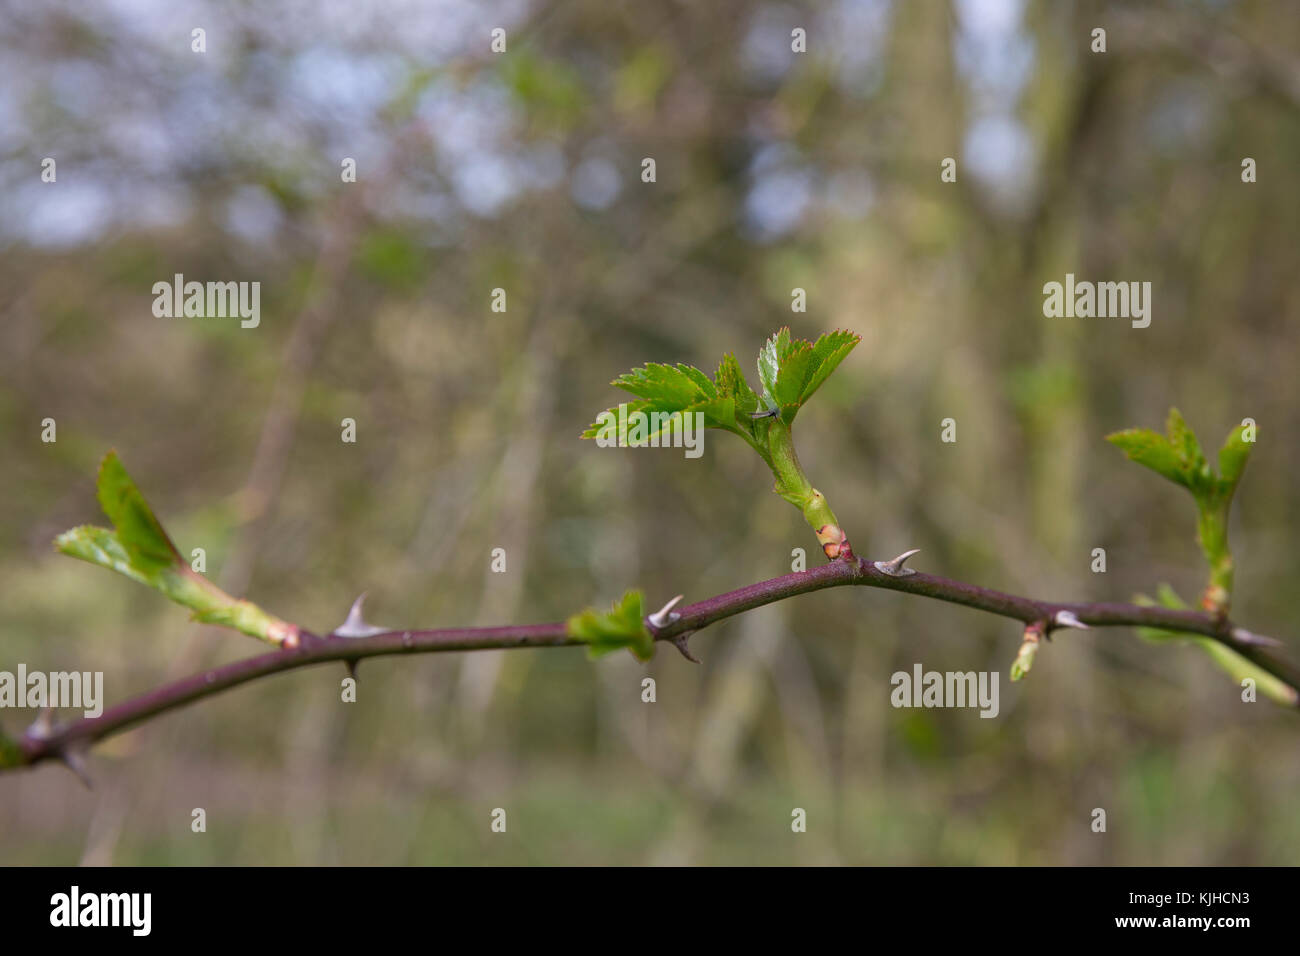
[59,749,93,789]
[669,632,700,663]
[25,709,92,786]
[1052,610,1089,632]
[1231,627,1283,648]
[334,593,390,638]
[647,594,684,629]
[873,549,921,577]
[26,707,55,741]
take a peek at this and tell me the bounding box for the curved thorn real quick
[648,594,685,629]
[335,593,389,638]
[874,549,921,577]
[26,708,55,741]
[341,593,368,630]
[1053,610,1089,630]
[59,750,93,789]
[670,632,700,663]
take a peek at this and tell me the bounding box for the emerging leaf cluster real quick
[582,328,860,468]
[1106,409,1252,508]
[566,589,655,661]
[1106,410,1253,599]
[54,452,297,645]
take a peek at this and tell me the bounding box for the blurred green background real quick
[2,0,1298,865]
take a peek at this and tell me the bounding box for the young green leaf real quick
[586,363,730,436]
[711,352,769,456]
[1105,428,1186,488]
[1217,422,1254,497]
[1108,411,1252,617]
[584,352,773,460]
[54,451,299,646]
[714,352,760,421]
[584,330,861,559]
[95,451,180,572]
[674,363,717,398]
[612,362,712,409]
[801,330,860,404]
[56,524,161,591]
[756,327,793,405]
[772,341,815,409]
[566,589,655,661]
[1164,409,1203,473]
[582,400,676,444]
[757,327,861,425]
[1106,409,1218,497]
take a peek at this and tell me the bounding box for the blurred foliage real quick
[2,0,1299,864]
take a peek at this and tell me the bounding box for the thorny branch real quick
[9,550,1295,778]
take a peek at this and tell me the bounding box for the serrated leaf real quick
[1165,408,1201,468]
[583,330,858,501]
[582,400,651,440]
[566,589,655,661]
[801,330,860,404]
[757,327,860,425]
[581,397,732,446]
[687,395,737,432]
[756,327,792,404]
[612,362,708,409]
[1106,429,1187,487]
[714,352,759,422]
[54,452,297,646]
[1108,410,1223,501]
[773,341,815,407]
[675,363,716,398]
[585,353,769,456]
[1217,423,1254,497]
[1165,408,1214,496]
[712,352,767,449]
[1109,411,1249,604]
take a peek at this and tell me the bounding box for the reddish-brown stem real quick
[8,553,1296,774]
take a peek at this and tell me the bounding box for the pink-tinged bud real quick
[269,621,300,649]
[816,524,848,560]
